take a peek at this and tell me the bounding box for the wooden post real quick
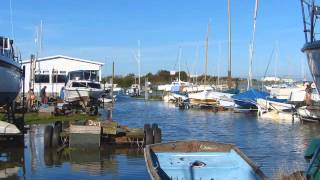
[109,61,115,121]
[145,77,148,100]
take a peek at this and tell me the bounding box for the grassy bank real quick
[24,113,100,125]
[0,113,99,125]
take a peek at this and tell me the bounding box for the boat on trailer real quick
[0,36,22,106]
[64,70,104,103]
[144,140,267,180]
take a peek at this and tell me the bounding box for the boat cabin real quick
[0,36,16,60]
[68,70,99,82]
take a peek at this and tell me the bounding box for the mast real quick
[204,20,211,85]
[247,0,259,90]
[227,0,232,88]
[274,42,279,78]
[218,42,222,87]
[195,45,199,85]
[178,47,182,82]
[137,40,141,94]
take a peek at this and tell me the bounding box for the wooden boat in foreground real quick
[144,140,267,180]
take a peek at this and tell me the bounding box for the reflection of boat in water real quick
[0,167,20,179]
[0,147,24,179]
[64,70,104,102]
[0,36,22,106]
[144,140,267,180]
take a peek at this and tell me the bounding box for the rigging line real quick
[262,46,276,80]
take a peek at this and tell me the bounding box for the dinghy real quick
[144,140,267,180]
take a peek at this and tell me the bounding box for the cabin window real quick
[52,75,67,83]
[72,82,87,87]
[60,71,66,74]
[35,74,50,83]
[87,83,101,89]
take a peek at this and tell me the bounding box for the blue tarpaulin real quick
[233,89,269,101]
[232,89,270,109]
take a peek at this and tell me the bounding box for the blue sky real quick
[0,0,311,79]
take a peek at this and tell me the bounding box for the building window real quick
[52,75,67,83]
[35,74,50,83]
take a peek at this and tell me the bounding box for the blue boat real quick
[232,89,269,109]
[144,140,267,180]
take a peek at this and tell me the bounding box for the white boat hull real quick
[64,88,103,102]
[256,98,295,111]
[297,106,320,120]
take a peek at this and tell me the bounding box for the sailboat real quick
[233,0,267,109]
[188,21,219,106]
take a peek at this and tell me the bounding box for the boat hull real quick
[144,140,267,180]
[256,98,294,111]
[297,106,320,123]
[234,99,257,109]
[303,41,320,93]
[64,88,103,102]
[0,57,22,106]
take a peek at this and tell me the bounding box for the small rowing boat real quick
[144,140,267,180]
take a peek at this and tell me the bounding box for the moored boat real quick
[297,106,320,123]
[233,89,269,109]
[144,140,267,180]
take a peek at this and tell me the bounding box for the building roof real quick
[22,55,104,66]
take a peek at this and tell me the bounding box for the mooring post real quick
[145,77,148,100]
[22,65,26,121]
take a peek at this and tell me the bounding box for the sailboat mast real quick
[178,47,182,82]
[218,42,222,87]
[247,0,259,90]
[138,40,141,92]
[274,42,278,78]
[204,20,211,85]
[227,0,232,88]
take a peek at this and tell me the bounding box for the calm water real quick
[2,96,320,179]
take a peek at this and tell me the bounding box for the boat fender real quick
[190,160,206,168]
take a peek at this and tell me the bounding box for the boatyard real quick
[3,0,320,180]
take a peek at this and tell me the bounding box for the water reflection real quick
[1,96,320,179]
[0,146,24,179]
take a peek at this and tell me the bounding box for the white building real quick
[22,55,104,96]
[261,76,281,82]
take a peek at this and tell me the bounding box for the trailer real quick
[43,120,162,151]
